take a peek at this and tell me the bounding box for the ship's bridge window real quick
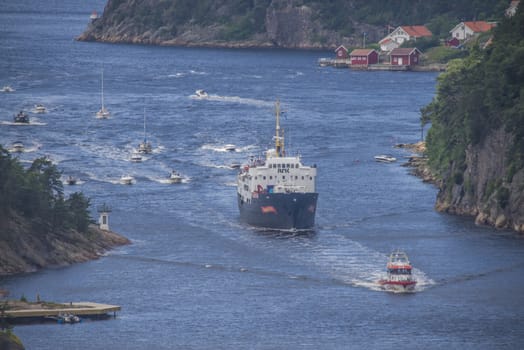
[286,164,290,168]
[255,176,258,180]
[277,164,281,168]
[310,176,313,180]
[302,176,304,180]
[282,176,286,180]
[296,164,299,168]
[270,176,273,179]
[263,176,266,180]
[291,164,294,168]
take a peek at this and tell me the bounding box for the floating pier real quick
[3,302,120,324]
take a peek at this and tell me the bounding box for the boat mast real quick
[143,107,147,142]
[275,100,284,157]
[101,69,104,110]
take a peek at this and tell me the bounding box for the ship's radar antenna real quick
[274,99,285,157]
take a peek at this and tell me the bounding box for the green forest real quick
[102,0,509,41]
[0,147,92,233]
[421,4,524,186]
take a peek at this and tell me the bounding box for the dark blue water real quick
[2,1,524,349]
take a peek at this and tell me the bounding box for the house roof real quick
[464,21,495,33]
[400,25,432,38]
[390,48,421,56]
[335,45,348,52]
[349,49,376,56]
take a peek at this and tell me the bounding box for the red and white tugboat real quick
[379,251,417,292]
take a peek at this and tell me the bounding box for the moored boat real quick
[236,100,318,230]
[14,111,29,123]
[379,250,417,292]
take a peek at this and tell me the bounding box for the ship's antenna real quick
[275,99,284,157]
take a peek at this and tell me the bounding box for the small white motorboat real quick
[224,144,236,152]
[195,89,208,98]
[130,151,143,163]
[1,86,14,93]
[229,162,241,169]
[34,104,46,113]
[168,170,183,184]
[10,141,25,153]
[120,174,134,185]
[379,250,417,292]
[374,154,397,163]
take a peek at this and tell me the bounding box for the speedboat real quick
[130,151,143,163]
[374,154,397,163]
[57,313,81,324]
[229,162,241,169]
[34,104,46,113]
[224,144,236,152]
[10,141,24,153]
[1,86,14,93]
[66,176,77,185]
[195,89,208,98]
[14,111,29,123]
[379,251,417,292]
[120,174,134,185]
[168,170,183,184]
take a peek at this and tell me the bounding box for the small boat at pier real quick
[379,250,417,292]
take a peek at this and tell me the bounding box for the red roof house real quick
[378,25,432,51]
[349,49,379,66]
[390,48,422,66]
[450,21,496,41]
[334,45,349,59]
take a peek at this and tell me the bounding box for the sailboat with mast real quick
[137,107,152,154]
[96,69,110,119]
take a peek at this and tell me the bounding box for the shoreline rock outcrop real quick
[0,217,130,276]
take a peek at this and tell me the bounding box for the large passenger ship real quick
[237,101,318,230]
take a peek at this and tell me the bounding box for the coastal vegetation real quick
[0,146,130,276]
[79,0,508,50]
[420,4,524,231]
[0,147,90,233]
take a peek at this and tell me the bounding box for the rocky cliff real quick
[0,216,130,276]
[76,0,380,49]
[434,128,524,232]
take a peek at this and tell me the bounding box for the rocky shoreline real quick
[0,219,130,277]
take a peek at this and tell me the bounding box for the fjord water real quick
[2,1,524,348]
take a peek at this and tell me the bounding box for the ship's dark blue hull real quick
[238,192,318,230]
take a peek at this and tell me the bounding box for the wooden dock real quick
[3,302,120,323]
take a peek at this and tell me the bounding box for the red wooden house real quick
[334,45,349,59]
[349,49,379,66]
[389,48,422,66]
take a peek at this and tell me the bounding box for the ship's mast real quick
[274,100,284,157]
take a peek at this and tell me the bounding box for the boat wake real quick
[1,121,47,126]
[190,93,273,107]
